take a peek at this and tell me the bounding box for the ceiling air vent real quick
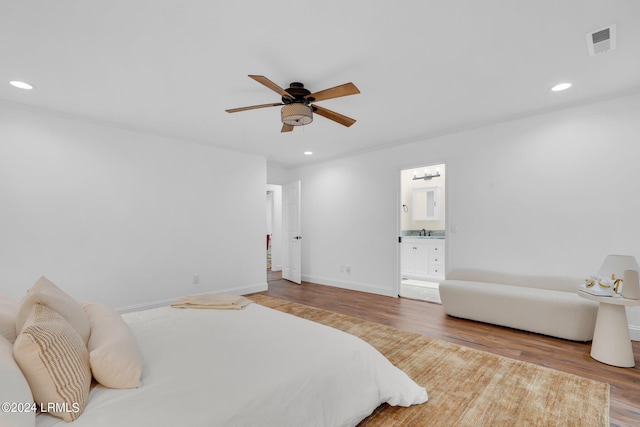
[586,24,616,56]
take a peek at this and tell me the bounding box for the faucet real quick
[420,228,426,236]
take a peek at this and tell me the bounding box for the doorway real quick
[266,184,282,274]
[399,164,446,303]
[266,181,302,284]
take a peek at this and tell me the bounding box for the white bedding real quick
[36,302,427,427]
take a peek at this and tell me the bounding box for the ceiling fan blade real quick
[225,102,282,113]
[249,75,293,100]
[312,105,356,127]
[307,82,360,102]
[281,124,294,133]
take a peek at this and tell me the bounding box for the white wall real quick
[291,154,402,296]
[267,164,290,185]
[0,102,267,310]
[287,92,640,334]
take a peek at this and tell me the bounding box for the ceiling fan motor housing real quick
[282,82,314,104]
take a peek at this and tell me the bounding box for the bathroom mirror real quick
[413,187,441,220]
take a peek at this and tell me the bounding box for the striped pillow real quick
[13,303,91,422]
[15,276,91,345]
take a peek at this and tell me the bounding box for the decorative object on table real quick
[622,269,640,300]
[597,254,640,296]
[580,254,640,297]
[580,275,615,296]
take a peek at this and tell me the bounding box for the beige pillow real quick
[13,303,91,422]
[15,276,90,345]
[82,302,143,389]
[0,292,19,343]
[0,335,35,427]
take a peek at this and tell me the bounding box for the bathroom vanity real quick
[401,237,445,281]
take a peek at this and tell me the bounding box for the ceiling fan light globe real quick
[281,104,313,126]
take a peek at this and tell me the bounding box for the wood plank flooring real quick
[257,271,640,427]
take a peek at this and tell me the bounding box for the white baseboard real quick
[116,282,268,313]
[218,282,268,295]
[301,274,397,298]
[629,325,640,342]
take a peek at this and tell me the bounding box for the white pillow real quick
[15,276,90,345]
[0,335,35,427]
[83,302,143,389]
[13,303,91,422]
[0,292,19,343]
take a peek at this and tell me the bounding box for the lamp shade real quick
[281,104,313,126]
[597,255,640,279]
[623,270,640,299]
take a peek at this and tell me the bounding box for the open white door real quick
[282,180,302,284]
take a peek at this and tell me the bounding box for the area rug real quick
[252,294,610,427]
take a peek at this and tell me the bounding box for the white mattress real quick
[36,302,427,426]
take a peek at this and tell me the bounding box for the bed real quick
[2,278,428,427]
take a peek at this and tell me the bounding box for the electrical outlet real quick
[193,274,200,285]
[345,265,351,273]
[340,264,344,272]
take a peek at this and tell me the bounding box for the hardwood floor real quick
[258,270,640,427]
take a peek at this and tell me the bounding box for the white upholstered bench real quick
[439,269,599,341]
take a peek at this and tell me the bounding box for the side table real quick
[578,290,640,367]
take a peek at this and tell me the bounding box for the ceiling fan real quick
[226,75,360,132]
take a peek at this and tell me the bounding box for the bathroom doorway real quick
[399,164,446,303]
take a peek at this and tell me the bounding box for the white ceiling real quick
[2,1,639,168]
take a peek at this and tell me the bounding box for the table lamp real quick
[597,254,640,299]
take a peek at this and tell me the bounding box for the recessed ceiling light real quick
[551,82,572,92]
[10,80,34,90]
[304,151,313,156]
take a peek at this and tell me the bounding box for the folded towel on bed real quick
[170,294,253,310]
